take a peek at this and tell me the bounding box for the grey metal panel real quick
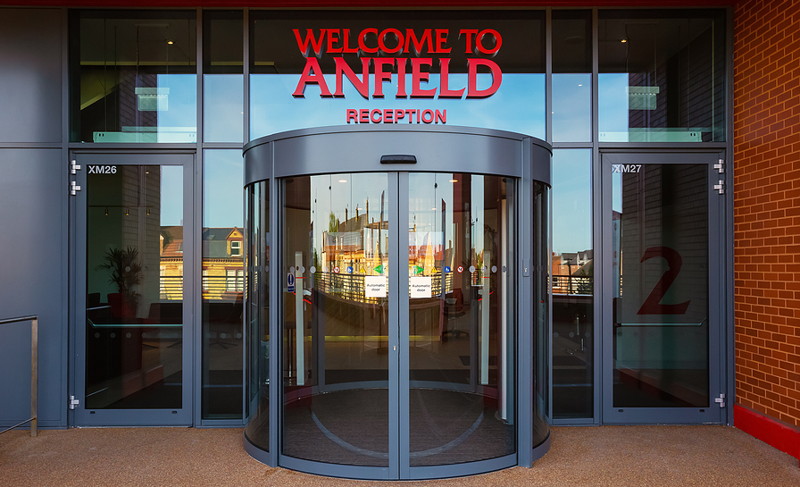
[0,9,63,144]
[529,139,552,186]
[244,126,552,184]
[244,141,273,186]
[0,148,67,428]
[273,130,521,178]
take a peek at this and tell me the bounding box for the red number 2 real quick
[636,246,690,315]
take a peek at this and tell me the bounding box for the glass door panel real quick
[406,173,515,467]
[603,154,723,424]
[279,171,518,472]
[75,154,193,425]
[281,173,391,467]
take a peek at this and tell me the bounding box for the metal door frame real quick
[600,151,727,424]
[70,151,196,426]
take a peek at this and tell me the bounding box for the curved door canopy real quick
[243,126,552,480]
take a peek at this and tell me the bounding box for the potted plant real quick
[99,246,143,320]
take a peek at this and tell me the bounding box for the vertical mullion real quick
[392,172,409,478]
[243,9,251,145]
[545,8,553,145]
[591,7,603,425]
[193,8,204,425]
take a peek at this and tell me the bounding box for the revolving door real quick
[243,126,551,480]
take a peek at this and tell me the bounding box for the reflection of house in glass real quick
[202,227,244,300]
[552,250,593,295]
[158,226,245,301]
[320,212,389,275]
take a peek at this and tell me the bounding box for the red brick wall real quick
[734,0,800,428]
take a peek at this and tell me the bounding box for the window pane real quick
[202,150,244,419]
[551,150,593,419]
[250,11,545,139]
[203,11,243,143]
[73,11,197,143]
[598,10,726,142]
[553,11,592,142]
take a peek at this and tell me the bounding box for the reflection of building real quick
[202,227,244,300]
[552,250,593,295]
[158,226,245,301]
[321,213,388,274]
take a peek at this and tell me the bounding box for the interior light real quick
[338,179,348,183]
[449,179,458,183]
[167,40,174,45]
[578,83,584,87]
[620,39,628,43]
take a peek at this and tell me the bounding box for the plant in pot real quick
[99,246,143,320]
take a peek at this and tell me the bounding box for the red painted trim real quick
[734,404,800,463]
[0,0,737,8]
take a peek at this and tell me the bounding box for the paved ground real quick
[1,425,798,486]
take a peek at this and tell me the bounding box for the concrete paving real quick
[1,425,798,486]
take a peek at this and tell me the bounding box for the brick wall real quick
[734,0,800,428]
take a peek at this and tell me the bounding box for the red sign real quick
[291,27,504,104]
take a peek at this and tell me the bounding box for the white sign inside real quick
[364,276,388,298]
[409,276,432,299]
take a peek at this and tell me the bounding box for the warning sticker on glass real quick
[409,276,432,298]
[364,276,388,298]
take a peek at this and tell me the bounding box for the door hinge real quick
[70,159,82,175]
[69,395,80,410]
[714,158,724,174]
[714,393,726,408]
[713,180,725,195]
[70,180,81,196]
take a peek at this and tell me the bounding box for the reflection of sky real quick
[204,75,244,143]
[310,173,388,259]
[161,165,184,226]
[409,173,456,247]
[204,150,244,228]
[156,74,197,132]
[552,73,591,142]
[598,73,630,140]
[250,73,544,139]
[552,149,591,255]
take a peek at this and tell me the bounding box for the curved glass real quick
[281,173,390,466]
[244,181,269,450]
[533,181,551,447]
[408,173,516,465]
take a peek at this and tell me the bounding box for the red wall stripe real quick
[735,405,800,464]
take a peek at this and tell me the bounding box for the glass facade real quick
[72,11,197,143]
[249,11,545,138]
[68,7,728,428]
[598,10,726,142]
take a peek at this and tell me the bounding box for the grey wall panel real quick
[0,148,67,427]
[245,126,554,183]
[0,9,63,144]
